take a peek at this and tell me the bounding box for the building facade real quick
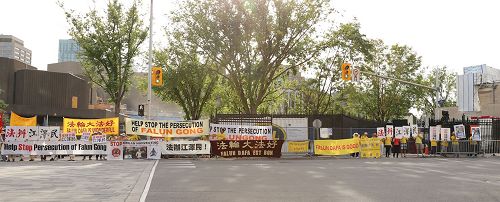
[0,35,32,65]
[58,39,80,62]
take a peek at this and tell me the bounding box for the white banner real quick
[209,124,272,141]
[272,118,308,141]
[161,141,211,155]
[5,126,60,142]
[1,141,106,155]
[125,118,209,137]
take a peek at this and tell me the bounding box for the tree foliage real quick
[170,0,332,114]
[416,66,457,116]
[153,33,218,120]
[61,0,148,116]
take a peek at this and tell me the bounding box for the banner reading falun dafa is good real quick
[63,117,119,136]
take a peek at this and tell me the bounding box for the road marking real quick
[163,161,196,168]
[139,160,158,202]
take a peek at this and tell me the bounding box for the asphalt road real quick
[146,158,500,202]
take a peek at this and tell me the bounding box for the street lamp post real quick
[147,0,153,119]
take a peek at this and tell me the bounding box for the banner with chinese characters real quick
[161,141,211,155]
[5,126,60,142]
[286,141,309,153]
[63,117,119,136]
[10,112,37,126]
[376,127,385,139]
[1,141,106,155]
[314,139,360,156]
[210,140,284,158]
[125,118,209,137]
[209,124,272,141]
[360,138,381,158]
[60,133,77,142]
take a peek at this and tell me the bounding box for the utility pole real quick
[147,0,153,120]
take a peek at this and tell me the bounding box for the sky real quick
[1,0,500,74]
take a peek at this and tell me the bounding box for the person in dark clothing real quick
[392,138,401,158]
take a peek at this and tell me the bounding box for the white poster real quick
[411,125,418,137]
[161,141,211,155]
[386,125,394,138]
[441,128,451,141]
[147,146,161,159]
[92,134,107,144]
[209,124,272,141]
[272,118,308,141]
[403,126,411,138]
[471,126,481,141]
[80,132,91,142]
[377,127,385,139]
[107,141,124,160]
[430,126,437,141]
[436,125,442,141]
[454,124,466,139]
[60,133,77,142]
[394,127,404,139]
[320,128,332,139]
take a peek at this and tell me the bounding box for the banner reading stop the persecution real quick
[314,139,360,156]
[63,117,119,136]
[125,118,209,137]
[209,124,272,140]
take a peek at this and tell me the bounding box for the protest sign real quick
[92,134,107,144]
[403,126,411,138]
[314,139,360,156]
[441,128,451,141]
[1,141,106,155]
[376,127,385,139]
[471,126,481,141]
[454,124,466,139]
[394,127,404,139]
[63,117,119,136]
[210,140,284,158]
[161,141,210,155]
[209,124,272,141]
[287,141,309,153]
[125,118,208,137]
[430,126,437,141]
[360,138,381,158]
[107,141,123,160]
[120,141,161,160]
[60,133,77,142]
[80,132,91,142]
[386,125,394,138]
[411,125,418,137]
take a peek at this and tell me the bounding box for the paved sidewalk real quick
[0,160,155,202]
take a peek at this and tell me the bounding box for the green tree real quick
[153,35,218,120]
[351,40,424,122]
[416,66,457,116]
[60,0,148,116]
[170,0,332,114]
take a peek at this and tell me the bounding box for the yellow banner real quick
[63,117,119,136]
[287,141,309,153]
[314,139,360,155]
[10,112,37,126]
[360,139,381,158]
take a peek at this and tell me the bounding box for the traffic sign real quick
[352,68,360,82]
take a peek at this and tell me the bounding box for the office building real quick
[0,35,32,65]
[58,39,80,62]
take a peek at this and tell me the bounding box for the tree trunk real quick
[114,101,121,117]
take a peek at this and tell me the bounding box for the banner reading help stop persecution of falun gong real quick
[63,117,119,136]
[125,118,209,137]
[314,139,360,155]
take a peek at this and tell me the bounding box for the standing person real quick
[384,135,392,158]
[451,132,459,158]
[392,137,401,158]
[352,133,361,158]
[468,136,478,157]
[431,138,438,157]
[441,138,449,157]
[415,133,423,157]
[401,136,408,157]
